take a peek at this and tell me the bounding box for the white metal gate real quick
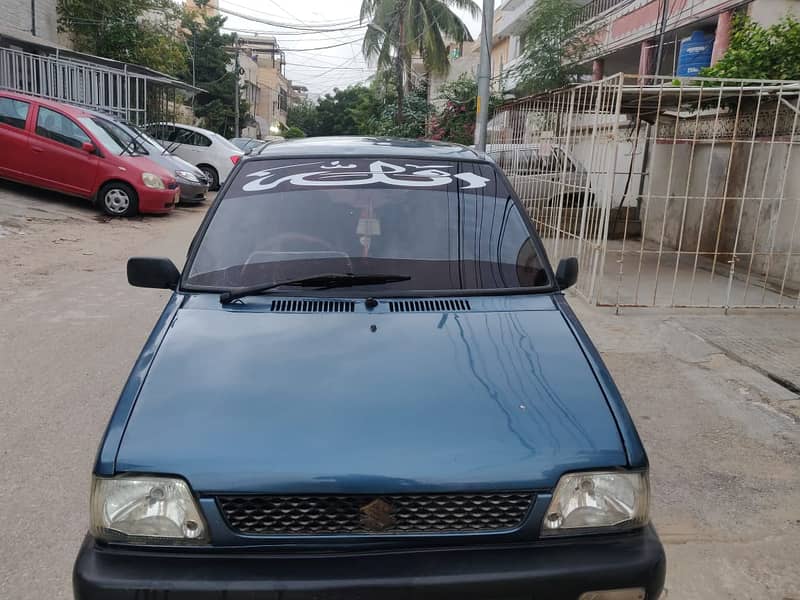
[488,73,800,311]
[0,46,192,124]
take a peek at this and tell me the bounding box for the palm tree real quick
[361,0,480,124]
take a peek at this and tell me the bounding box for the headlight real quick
[542,471,649,536]
[90,476,208,544]
[141,172,166,189]
[175,170,200,183]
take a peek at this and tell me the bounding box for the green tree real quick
[702,13,800,80]
[283,126,306,139]
[368,83,431,138]
[57,0,186,76]
[313,85,380,136]
[183,7,248,137]
[430,74,499,145]
[360,0,480,123]
[515,0,595,95]
[287,101,320,136]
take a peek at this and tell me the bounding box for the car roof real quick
[255,136,486,161]
[148,122,219,136]
[0,90,94,118]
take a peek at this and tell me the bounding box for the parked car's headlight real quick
[90,476,208,544]
[141,172,166,189]
[542,471,649,536]
[175,170,200,183]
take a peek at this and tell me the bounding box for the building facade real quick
[4,0,60,46]
[237,35,291,137]
[577,0,800,81]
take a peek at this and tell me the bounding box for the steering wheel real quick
[241,232,354,282]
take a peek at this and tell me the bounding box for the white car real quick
[144,123,244,190]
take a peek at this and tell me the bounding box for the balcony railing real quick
[568,0,630,29]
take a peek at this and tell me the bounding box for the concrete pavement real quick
[0,180,798,599]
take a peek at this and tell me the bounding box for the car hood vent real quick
[270,299,355,313]
[388,299,471,313]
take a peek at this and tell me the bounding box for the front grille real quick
[217,493,534,535]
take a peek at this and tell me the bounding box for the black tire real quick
[98,181,139,217]
[198,165,219,191]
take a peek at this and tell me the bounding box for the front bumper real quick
[177,178,209,203]
[137,186,178,214]
[73,525,665,599]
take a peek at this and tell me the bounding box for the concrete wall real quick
[749,0,800,26]
[6,0,59,45]
[642,140,800,291]
[569,123,647,209]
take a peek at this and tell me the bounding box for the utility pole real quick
[474,0,494,151]
[30,0,36,36]
[233,34,240,137]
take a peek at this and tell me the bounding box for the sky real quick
[217,0,488,97]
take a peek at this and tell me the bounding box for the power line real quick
[221,26,366,37]
[216,5,364,33]
[222,0,362,27]
[284,63,373,71]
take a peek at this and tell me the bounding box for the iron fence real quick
[488,73,800,311]
[0,46,184,124]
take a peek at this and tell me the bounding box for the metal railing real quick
[488,73,800,311]
[568,0,631,29]
[0,46,185,124]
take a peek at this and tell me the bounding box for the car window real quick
[0,97,30,129]
[80,117,144,156]
[147,124,175,141]
[194,132,212,147]
[185,158,549,292]
[35,107,91,149]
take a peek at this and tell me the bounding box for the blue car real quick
[73,137,665,599]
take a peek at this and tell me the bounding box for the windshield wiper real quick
[219,273,411,304]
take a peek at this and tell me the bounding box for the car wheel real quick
[199,165,219,191]
[99,182,139,217]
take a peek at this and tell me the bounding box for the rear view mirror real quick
[555,257,579,290]
[82,142,96,154]
[127,257,180,290]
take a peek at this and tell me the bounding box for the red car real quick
[0,91,179,216]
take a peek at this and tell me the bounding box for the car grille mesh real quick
[217,493,533,535]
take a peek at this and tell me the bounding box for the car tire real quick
[199,165,219,191]
[99,182,139,217]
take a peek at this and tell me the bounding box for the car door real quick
[157,126,196,165]
[0,95,33,180]
[28,106,98,196]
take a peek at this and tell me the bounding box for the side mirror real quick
[555,257,579,290]
[127,257,180,290]
[82,142,96,154]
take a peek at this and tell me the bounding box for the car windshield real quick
[184,158,550,293]
[81,117,148,156]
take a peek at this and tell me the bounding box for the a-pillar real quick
[711,10,734,64]
[592,58,605,81]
